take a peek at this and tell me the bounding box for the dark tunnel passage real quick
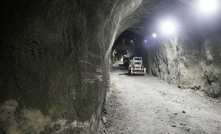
[0,0,221,133]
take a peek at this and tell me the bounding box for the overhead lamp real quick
[153,33,157,37]
[144,40,147,42]
[196,0,220,14]
[160,19,178,35]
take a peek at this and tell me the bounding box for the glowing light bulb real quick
[160,19,178,35]
[197,0,219,14]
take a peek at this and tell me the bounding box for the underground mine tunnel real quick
[0,0,221,133]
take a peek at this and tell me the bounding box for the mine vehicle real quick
[128,57,146,75]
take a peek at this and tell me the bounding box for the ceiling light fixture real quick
[197,0,220,14]
[160,19,178,35]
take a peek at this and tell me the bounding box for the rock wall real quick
[145,31,221,98]
[0,0,142,133]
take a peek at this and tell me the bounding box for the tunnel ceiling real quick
[119,0,221,38]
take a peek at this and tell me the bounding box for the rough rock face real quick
[0,0,221,133]
[0,0,142,133]
[145,31,221,98]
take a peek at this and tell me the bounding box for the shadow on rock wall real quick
[0,0,143,133]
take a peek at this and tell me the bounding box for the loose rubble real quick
[100,63,221,134]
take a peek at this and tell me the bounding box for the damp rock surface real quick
[144,33,221,98]
[0,0,143,133]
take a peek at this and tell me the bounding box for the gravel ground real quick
[100,62,221,134]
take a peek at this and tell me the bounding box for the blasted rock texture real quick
[145,32,221,98]
[0,0,142,133]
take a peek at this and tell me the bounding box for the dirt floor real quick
[100,62,221,134]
